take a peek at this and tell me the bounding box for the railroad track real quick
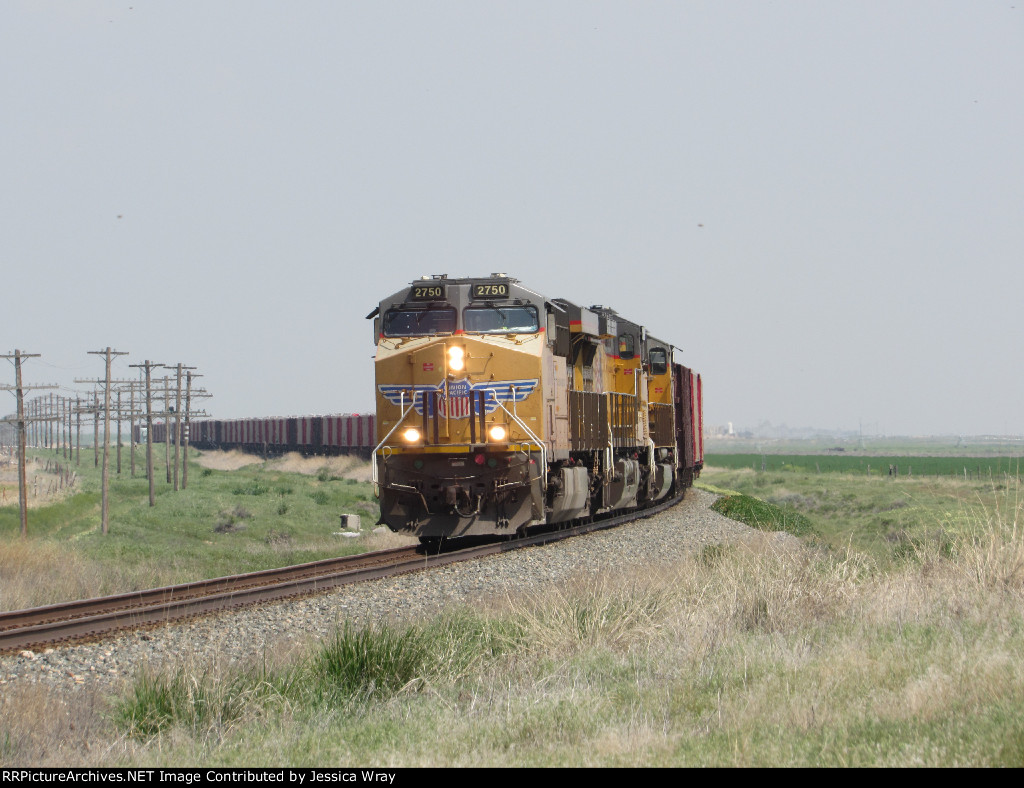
[0,493,683,654]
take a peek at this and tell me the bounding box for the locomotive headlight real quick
[447,345,465,372]
[487,424,507,442]
[402,427,421,443]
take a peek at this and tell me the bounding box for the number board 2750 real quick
[409,285,446,301]
[472,282,510,299]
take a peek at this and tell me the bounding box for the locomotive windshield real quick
[463,305,539,334]
[382,306,457,337]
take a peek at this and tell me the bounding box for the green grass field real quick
[701,456,1023,563]
[0,446,391,610]
[705,452,1023,479]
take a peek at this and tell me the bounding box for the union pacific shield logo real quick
[378,378,539,419]
[440,378,473,419]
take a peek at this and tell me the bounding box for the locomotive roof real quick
[370,273,548,315]
[368,274,678,356]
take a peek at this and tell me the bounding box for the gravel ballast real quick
[0,489,757,695]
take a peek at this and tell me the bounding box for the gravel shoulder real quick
[0,488,758,699]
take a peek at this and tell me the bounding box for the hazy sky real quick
[2,1,1022,437]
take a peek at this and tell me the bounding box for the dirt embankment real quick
[194,449,372,482]
[0,451,79,508]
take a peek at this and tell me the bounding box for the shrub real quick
[711,494,814,537]
[114,667,263,739]
[310,622,433,702]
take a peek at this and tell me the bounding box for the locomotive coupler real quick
[445,484,482,517]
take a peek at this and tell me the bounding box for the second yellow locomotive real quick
[367,274,702,540]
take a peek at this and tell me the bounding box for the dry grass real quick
[0,453,81,510]
[193,450,373,483]
[947,481,1024,592]
[0,539,198,612]
[0,541,102,611]
[0,682,119,766]
[192,450,372,482]
[264,452,372,482]
[5,478,1024,766]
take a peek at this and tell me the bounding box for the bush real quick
[711,494,814,537]
[311,622,432,702]
[114,667,261,739]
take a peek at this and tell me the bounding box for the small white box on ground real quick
[339,514,360,531]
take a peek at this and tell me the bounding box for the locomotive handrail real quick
[485,388,547,491]
[371,391,417,493]
[647,437,657,493]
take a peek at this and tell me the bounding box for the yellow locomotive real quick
[367,274,703,541]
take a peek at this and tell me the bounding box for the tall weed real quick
[943,480,1024,591]
[114,664,290,740]
[506,573,676,653]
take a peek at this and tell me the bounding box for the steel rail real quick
[0,492,685,655]
[0,545,429,654]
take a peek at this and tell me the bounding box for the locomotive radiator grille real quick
[650,403,675,447]
[568,390,607,451]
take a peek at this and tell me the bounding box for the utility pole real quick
[106,382,145,477]
[1,351,57,537]
[129,361,163,507]
[129,387,136,476]
[62,396,70,460]
[162,377,172,484]
[116,390,122,475]
[89,379,147,477]
[93,389,100,468]
[87,348,128,535]
[111,382,147,476]
[6,351,36,538]
[182,372,211,490]
[58,396,65,459]
[65,395,72,461]
[170,364,197,491]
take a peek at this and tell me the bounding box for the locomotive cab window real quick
[464,305,539,334]
[649,347,668,375]
[382,307,457,337]
[618,333,635,360]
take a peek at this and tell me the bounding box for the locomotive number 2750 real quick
[472,283,509,298]
[411,285,445,300]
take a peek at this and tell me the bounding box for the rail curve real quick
[0,492,684,654]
